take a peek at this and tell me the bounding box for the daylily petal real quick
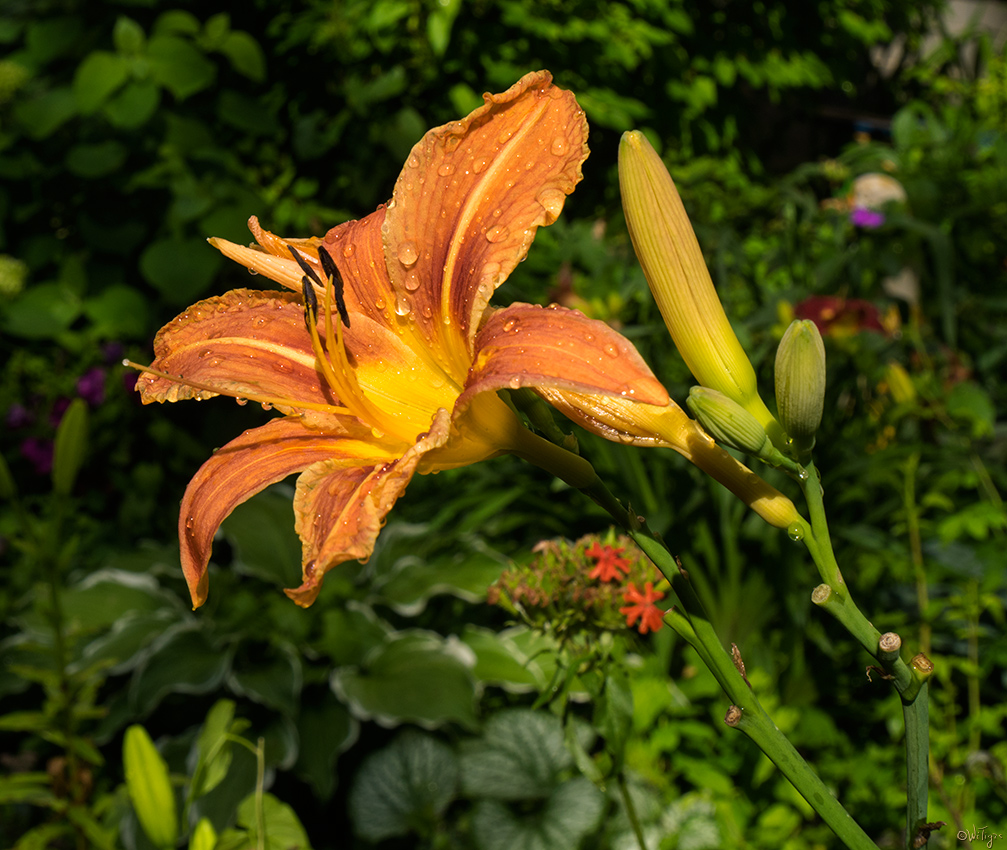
[179,416,399,608]
[287,408,452,607]
[459,303,669,408]
[537,388,802,529]
[383,69,588,377]
[138,290,337,414]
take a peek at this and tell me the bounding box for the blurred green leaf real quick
[104,80,160,128]
[82,285,151,338]
[52,397,88,496]
[13,87,77,138]
[229,643,302,716]
[139,237,223,304]
[236,792,312,850]
[65,141,128,179]
[459,709,570,800]
[123,725,178,850]
[331,630,477,728]
[348,730,457,842]
[219,31,266,82]
[130,625,231,715]
[294,698,356,799]
[113,16,146,55]
[73,51,129,113]
[147,34,215,100]
[946,381,995,438]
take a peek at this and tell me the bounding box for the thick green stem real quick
[903,685,930,850]
[578,475,878,850]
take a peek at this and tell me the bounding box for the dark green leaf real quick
[147,35,216,100]
[52,398,88,496]
[104,80,160,128]
[219,31,265,82]
[73,51,129,113]
[139,237,223,304]
[65,141,127,179]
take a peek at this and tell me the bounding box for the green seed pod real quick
[687,386,773,458]
[51,397,88,497]
[775,320,826,456]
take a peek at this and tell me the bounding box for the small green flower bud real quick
[687,386,773,458]
[775,319,826,456]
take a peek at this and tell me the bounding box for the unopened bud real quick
[688,387,772,458]
[775,320,826,456]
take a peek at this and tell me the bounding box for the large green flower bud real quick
[687,387,773,458]
[775,319,826,457]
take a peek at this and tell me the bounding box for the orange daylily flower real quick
[135,71,670,609]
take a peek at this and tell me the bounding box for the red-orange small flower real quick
[584,542,631,582]
[620,581,665,634]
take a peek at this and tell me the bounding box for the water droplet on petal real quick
[508,375,521,389]
[261,402,273,411]
[375,297,386,310]
[604,343,620,358]
[185,515,195,530]
[394,294,411,316]
[236,397,248,406]
[397,241,419,268]
[472,157,489,173]
[502,318,518,332]
[198,349,211,359]
[342,244,355,258]
[407,155,420,168]
[403,271,421,292]
[248,267,258,275]
[551,137,569,156]
[486,225,509,244]
[437,162,454,177]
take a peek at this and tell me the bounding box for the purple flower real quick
[102,341,124,365]
[850,207,885,229]
[76,367,106,407]
[5,403,34,429]
[20,437,53,476]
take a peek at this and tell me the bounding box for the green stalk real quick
[578,475,879,850]
[800,461,931,848]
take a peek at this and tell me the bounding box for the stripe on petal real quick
[138,290,334,413]
[458,303,669,411]
[179,416,397,608]
[287,408,452,607]
[382,70,589,376]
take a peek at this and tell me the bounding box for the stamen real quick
[122,359,352,416]
[301,275,318,329]
[318,246,350,328]
[288,245,323,287]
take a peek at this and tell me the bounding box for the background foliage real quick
[2,1,1005,848]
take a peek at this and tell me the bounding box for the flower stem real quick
[576,474,878,850]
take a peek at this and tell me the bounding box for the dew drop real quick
[375,297,386,310]
[437,162,454,177]
[508,375,521,389]
[342,244,356,258]
[550,136,569,156]
[198,349,211,359]
[797,467,810,481]
[403,271,421,292]
[407,154,420,168]
[604,343,620,358]
[370,426,385,439]
[397,241,419,268]
[236,397,248,406]
[472,157,489,173]
[486,225,510,244]
[787,522,805,542]
[261,402,273,411]
[502,318,518,333]
[185,515,195,530]
[394,294,411,317]
[247,267,259,276]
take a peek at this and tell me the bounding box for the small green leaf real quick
[52,398,88,496]
[147,34,216,100]
[219,31,265,81]
[65,141,127,179]
[82,285,150,338]
[188,818,217,850]
[104,80,160,128]
[73,51,130,113]
[113,16,146,54]
[13,87,77,138]
[123,725,178,849]
[191,699,240,799]
[349,731,458,842]
[139,237,223,304]
[236,792,313,850]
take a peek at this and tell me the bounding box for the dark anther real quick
[317,246,350,328]
[288,246,323,287]
[301,275,318,326]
